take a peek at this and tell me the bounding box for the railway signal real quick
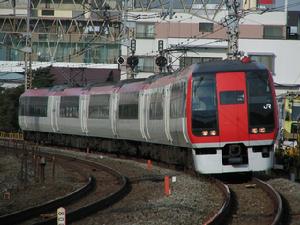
[130,39,136,53]
[155,56,167,68]
[156,40,167,73]
[117,56,125,65]
[127,55,139,70]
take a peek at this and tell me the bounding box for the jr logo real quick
[263,104,272,109]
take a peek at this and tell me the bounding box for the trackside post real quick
[57,207,66,225]
[164,176,171,196]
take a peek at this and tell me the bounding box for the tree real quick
[32,66,55,88]
[0,66,55,131]
[0,85,24,131]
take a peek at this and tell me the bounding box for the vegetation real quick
[0,67,54,131]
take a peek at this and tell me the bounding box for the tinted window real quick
[119,92,139,120]
[19,96,48,117]
[60,96,79,118]
[220,91,244,104]
[247,71,274,131]
[170,82,186,118]
[192,74,218,135]
[149,91,163,120]
[89,94,110,119]
[19,97,26,116]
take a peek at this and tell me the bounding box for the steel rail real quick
[0,176,95,225]
[203,178,232,225]
[253,177,283,225]
[0,143,131,225]
[31,147,131,225]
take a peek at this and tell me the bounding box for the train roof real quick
[21,60,268,97]
[192,60,267,74]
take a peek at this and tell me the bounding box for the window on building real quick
[248,53,275,75]
[170,82,186,118]
[89,94,110,119]
[199,23,214,32]
[19,96,48,117]
[149,91,163,120]
[138,56,155,72]
[41,10,54,16]
[119,92,139,119]
[60,96,79,118]
[263,26,284,39]
[179,57,222,68]
[136,23,155,39]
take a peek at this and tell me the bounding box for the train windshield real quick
[192,74,218,136]
[246,71,274,132]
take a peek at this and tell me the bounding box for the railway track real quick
[0,139,226,224]
[205,176,284,225]
[0,140,131,225]
[1,138,285,225]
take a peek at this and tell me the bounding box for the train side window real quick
[220,91,244,105]
[60,96,79,118]
[22,96,48,117]
[119,92,139,120]
[149,91,163,120]
[89,94,110,119]
[19,97,26,116]
[170,82,186,119]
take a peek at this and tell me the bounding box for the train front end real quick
[187,60,278,174]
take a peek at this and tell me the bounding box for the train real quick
[19,58,278,174]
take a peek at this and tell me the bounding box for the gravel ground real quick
[0,145,225,225]
[40,147,225,225]
[0,150,85,215]
[228,182,274,225]
[268,178,300,225]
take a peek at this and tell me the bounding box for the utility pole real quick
[225,0,241,60]
[24,0,32,90]
[123,0,131,79]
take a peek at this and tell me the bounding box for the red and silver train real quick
[19,59,278,174]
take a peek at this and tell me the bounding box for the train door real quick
[50,96,59,132]
[164,84,173,143]
[216,72,249,143]
[140,90,150,141]
[111,91,118,137]
[169,81,187,145]
[80,95,88,135]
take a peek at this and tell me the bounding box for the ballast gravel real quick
[69,151,224,225]
[268,178,300,225]
[1,145,225,225]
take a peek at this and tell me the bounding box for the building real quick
[0,0,122,86]
[0,0,300,91]
[119,0,300,92]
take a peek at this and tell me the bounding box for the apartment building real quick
[121,0,300,89]
[0,0,300,88]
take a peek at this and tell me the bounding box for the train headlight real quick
[251,128,258,134]
[259,127,266,133]
[201,131,209,136]
[210,130,217,136]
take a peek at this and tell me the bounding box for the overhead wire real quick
[2,0,298,74]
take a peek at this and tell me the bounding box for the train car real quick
[19,58,278,174]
